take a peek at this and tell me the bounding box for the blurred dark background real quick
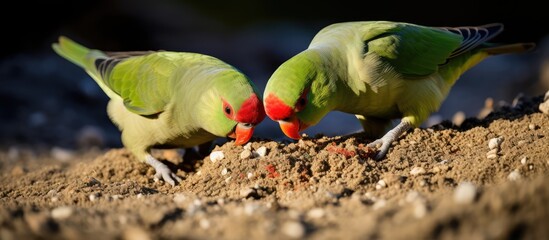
[1,0,548,150]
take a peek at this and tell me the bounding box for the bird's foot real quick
[367,121,412,160]
[145,155,182,186]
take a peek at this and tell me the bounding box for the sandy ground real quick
[1,93,549,240]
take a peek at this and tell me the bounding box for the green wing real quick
[364,22,463,76]
[97,52,177,116]
[53,36,176,116]
[363,22,505,77]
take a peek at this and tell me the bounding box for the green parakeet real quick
[53,36,265,186]
[263,21,534,159]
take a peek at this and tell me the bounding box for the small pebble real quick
[539,101,549,115]
[375,180,387,190]
[209,151,224,163]
[453,181,477,204]
[256,146,268,157]
[240,150,252,159]
[199,219,210,229]
[224,176,232,183]
[247,172,254,179]
[528,124,537,130]
[89,194,98,202]
[508,170,521,181]
[51,147,74,162]
[243,143,252,150]
[488,137,503,150]
[281,221,305,239]
[221,168,229,176]
[307,208,326,219]
[410,167,426,176]
[51,206,73,220]
[111,195,123,200]
[520,157,527,165]
[452,111,466,126]
[486,148,498,159]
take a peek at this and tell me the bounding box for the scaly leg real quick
[367,120,412,160]
[145,154,182,186]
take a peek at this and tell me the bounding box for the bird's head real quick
[199,69,265,145]
[263,50,336,139]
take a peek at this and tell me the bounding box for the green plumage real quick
[264,21,534,158]
[53,36,264,185]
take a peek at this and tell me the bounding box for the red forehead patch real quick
[236,93,266,124]
[264,93,293,121]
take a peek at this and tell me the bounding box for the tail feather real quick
[52,36,118,99]
[52,36,92,68]
[483,43,536,55]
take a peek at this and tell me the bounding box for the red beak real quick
[229,123,254,145]
[278,115,302,140]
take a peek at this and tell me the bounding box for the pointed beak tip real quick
[279,119,302,140]
[234,124,254,146]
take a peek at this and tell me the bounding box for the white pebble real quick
[453,181,477,204]
[224,176,232,183]
[51,147,74,162]
[307,208,326,219]
[199,219,210,229]
[255,146,268,157]
[528,124,536,130]
[410,167,426,176]
[486,148,498,159]
[209,151,224,163]
[89,194,98,202]
[243,143,252,150]
[137,193,143,199]
[540,100,549,115]
[281,221,305,239]
[51,206,73,220]
[247,172,254,179]
[111,195,123,200]
[488,137,503,150]
[520,157,527,165]
[240,150,252,159]
[375,180,387,190]
[221,168,229,176]
[508,170,521,181]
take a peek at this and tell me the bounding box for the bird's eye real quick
[222,99,233,118]
[298,97,306,107]
[295,88,309,112]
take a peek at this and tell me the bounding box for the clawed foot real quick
[367,138,391,160]
[367,121,412,160]
[145,155,182,186]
